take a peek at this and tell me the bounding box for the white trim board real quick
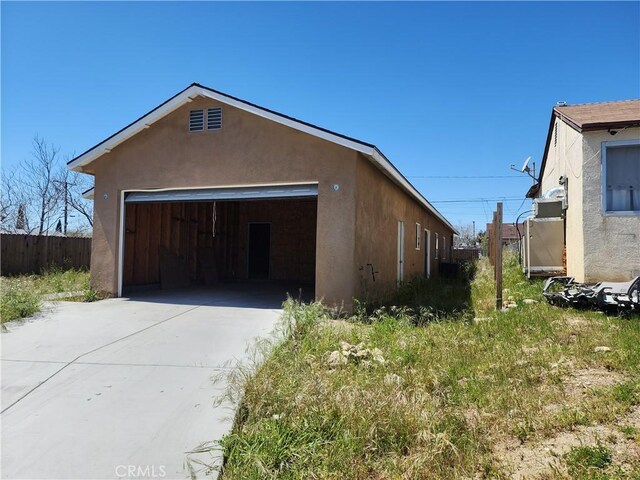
[67,83,456,233]
[124,184,318,203]
[117,190,125,296]
[82,187,95,200]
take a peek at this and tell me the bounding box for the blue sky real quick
[2,1,639,229]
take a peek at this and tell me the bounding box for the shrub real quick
[1,278,41,323]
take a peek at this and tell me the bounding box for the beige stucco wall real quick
[581,127,640,282]
[87,96,358,306]
[540,119,640,282]
[540,118,584,280]
[354,155,455,299]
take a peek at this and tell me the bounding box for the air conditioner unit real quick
[534,198,564,218]
[522,217,565,277]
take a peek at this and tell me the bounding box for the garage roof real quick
[67,83,456,233]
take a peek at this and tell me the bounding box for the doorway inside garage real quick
[120,185,317,301]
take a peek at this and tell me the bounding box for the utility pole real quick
[53,179,73,235]
[63,181,68,235]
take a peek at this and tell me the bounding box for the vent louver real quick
[207,108,222,130]
[189,109,204,131]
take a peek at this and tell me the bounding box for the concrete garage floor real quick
[1,285,288,479]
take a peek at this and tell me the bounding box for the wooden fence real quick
[1,234,91,275]
[452,247,481,262]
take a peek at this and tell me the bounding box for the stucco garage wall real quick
[581,127,640,282]
[88,96,357,305]
[354,155,454,299]
[540,118,584,281]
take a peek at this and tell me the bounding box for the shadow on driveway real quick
[123,281,315,309]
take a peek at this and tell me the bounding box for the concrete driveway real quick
[1,286,284,479]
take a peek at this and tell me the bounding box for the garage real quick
[69,83,457,308]
[120,184,317,297]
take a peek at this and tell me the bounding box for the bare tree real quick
[21,136,62,235]
[454,223,479,247]
[1,167,33,232]
[53,165,94,233]
[2,136,93,236]
[1,168,20,230]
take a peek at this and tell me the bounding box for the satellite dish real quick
[521,156,531,173]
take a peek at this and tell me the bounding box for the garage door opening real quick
[121,188,317,303]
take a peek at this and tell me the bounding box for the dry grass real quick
[214,253,640,479]
[1,268,93,323]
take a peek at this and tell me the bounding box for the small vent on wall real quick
[554,123,558,148]
[189,109,204,131]
[207,108,222,130]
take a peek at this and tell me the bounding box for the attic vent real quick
[207,108,222,130]
[554,123,558,147]
[189,109,204,131]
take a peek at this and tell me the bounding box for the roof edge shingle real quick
[535,99,640,189]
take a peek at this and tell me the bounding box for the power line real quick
[408,175,526,179]
[430,197,524,204]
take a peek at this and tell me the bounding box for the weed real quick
[83,288,100,303]
[357,275,474,325]
[619,425,638,441]
[1,269,91,323]
[0,278,41,323]
[564,444,612,478]
[612,382,639,405]
[215,251,640,479]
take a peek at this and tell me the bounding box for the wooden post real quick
[496,202,503,310]
[493,211,497,271]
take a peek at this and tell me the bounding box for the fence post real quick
[495,202,503,310]
[489,212,496,268]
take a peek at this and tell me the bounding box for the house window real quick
[603,141,640,213]
[435,233,439,260]
[415,223,421,250]
[189,108,223,132]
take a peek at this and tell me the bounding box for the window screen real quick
[605,144,640,212]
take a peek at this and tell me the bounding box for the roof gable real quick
[535,100,640,189]
[67,83,376,171]
[67,83,456,233]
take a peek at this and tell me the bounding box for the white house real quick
[528,100,640,282]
